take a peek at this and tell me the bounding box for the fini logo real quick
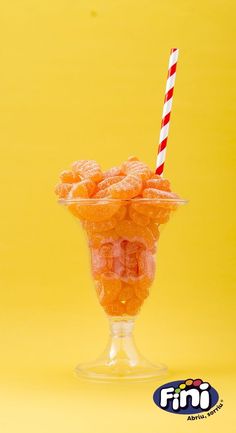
[153,378,219,414]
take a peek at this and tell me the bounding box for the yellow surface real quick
[0,0,235,431]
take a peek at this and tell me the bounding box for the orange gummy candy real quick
[125,297,142,315]
[145,177,171,192]
[138,250,155,276]
[128,205,150,226]
[106,257,114,271]
[99,242,114,257]
[124,267,139,279]
[122,158,152,181]
[148,221,160,240]
[115,220,154,248]
[90,247,107,276]
[118,283,134,302]
[60,170,81,183]
[72,160,103,183]
[137,251,146,275]
[92,188,111,198]
[114,204,127,221]
[103,301,125,316]
[88,229,119,248]
[135,284,149,301]
[55,183,72,198]
[121,240,145,255]
[142,188,179,210]
[131,201,167,221]
[84,215,117,233]
[70,201,120,222]
[138,275,153,290]
[125,254,138,271]
[103,166,123,178]
[70,179,96,198]
[96,272,121,306]
[151,209,170,224]
[97,176,125,191]
[108,174,142,199]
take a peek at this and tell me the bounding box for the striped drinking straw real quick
[155,48,179,175]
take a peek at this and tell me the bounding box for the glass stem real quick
[104,317,141,367]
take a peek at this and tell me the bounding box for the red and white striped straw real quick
[155,48,179,175]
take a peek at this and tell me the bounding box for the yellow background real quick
[0,0,235,432]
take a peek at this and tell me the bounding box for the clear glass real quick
[59,197,187,381]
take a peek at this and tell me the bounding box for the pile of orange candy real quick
[55,157,179,316]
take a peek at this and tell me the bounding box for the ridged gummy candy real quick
[142,188,178,210]
[72,160,103,183]
[60,170,81,183]
[97,176,125,191]
[122,158,152,181]
[145,177,171,191]
[108,174,142,199]
[55,183,72,198]
[70,179,96,198]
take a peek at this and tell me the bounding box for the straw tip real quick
[171,48,179,52]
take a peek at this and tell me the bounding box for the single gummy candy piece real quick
[145,177,171,192]
[54,183,72,198]
[72,160,104,183]
[96,272,121,306]
[92,188,111,198]
[97,176,125,191]
[108,174,143,199]
[70,179,96,198]
[127,156,139,162]
[70,201,120,222]
[60,170,81,183]
[103,166,123,178]
[142,188,179,210]
[122,158,152,181]
[131,201,167,220]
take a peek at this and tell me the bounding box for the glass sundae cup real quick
[59,196,187,381]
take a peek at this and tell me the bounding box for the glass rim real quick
[58,197,188,206]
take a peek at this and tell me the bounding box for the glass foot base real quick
[75,359,167,382]
[75,317,167,382]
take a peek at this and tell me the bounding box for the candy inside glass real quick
[59,197,186,381]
